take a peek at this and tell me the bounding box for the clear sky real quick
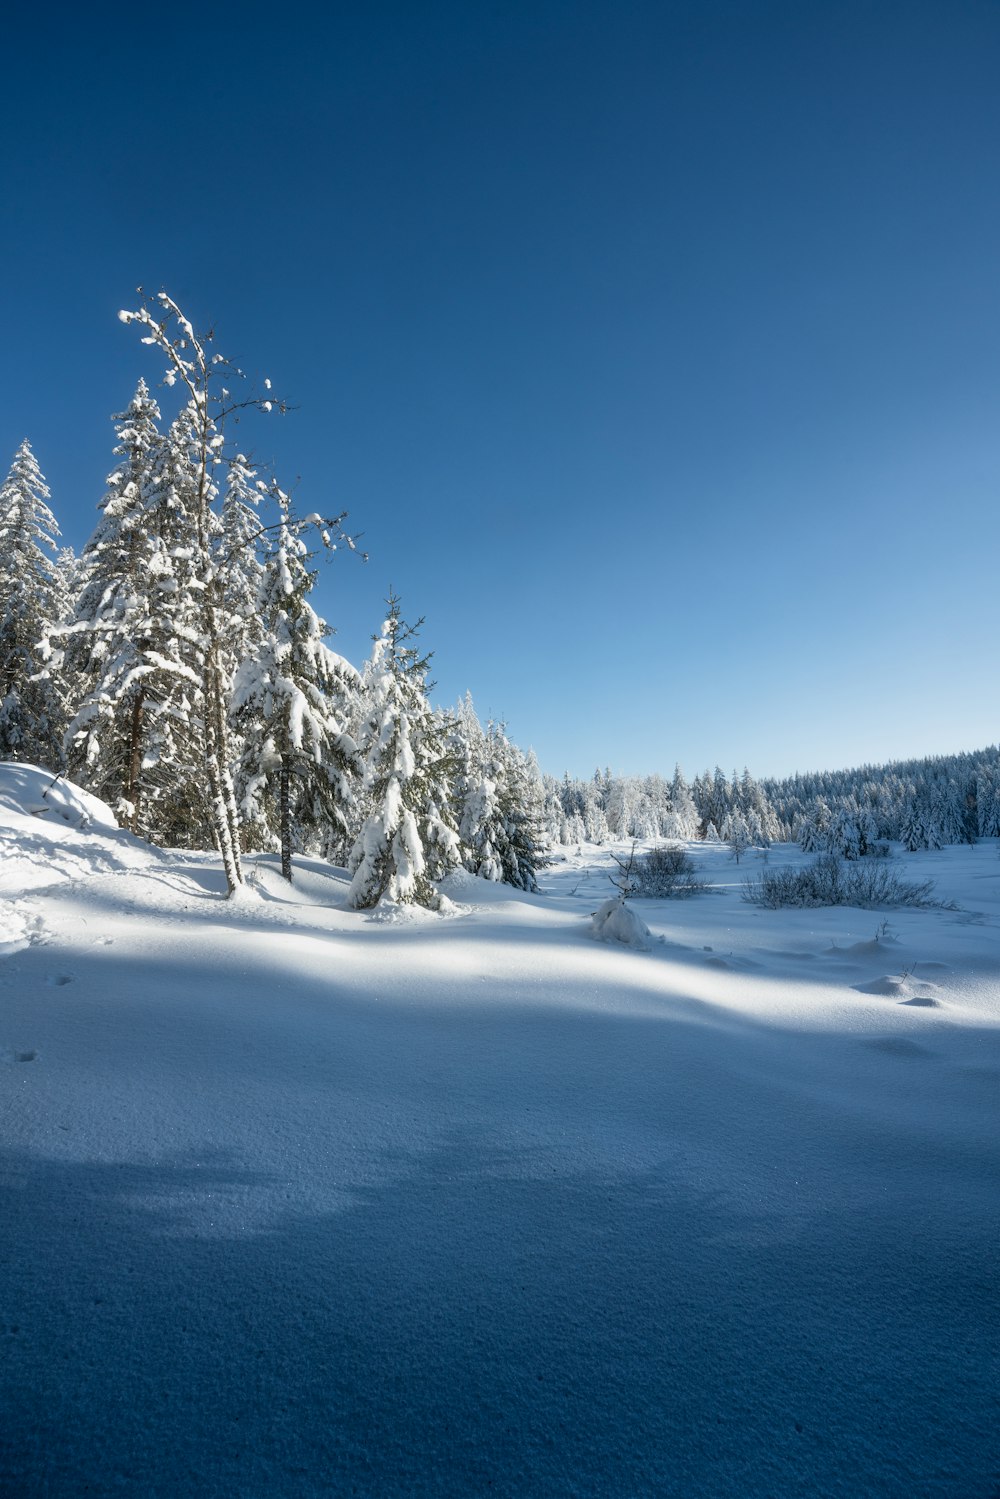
[2,0,998,780]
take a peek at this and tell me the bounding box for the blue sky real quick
[3,0,998,779]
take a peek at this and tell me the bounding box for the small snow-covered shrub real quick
[742,853,945,910]
[630,844,706,898]
[590,896,653,950]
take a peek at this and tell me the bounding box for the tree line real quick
[546,745,1000,856]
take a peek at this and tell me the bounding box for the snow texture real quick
[0,813,998,1498]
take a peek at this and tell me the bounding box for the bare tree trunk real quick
[124,688,145,835]
[204,623,243,890]
[193,418,243,894]
[201,650,242,896]
[279,752,292,882]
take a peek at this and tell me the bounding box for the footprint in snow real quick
[1,1048,37,1064]
[46,974,74,987]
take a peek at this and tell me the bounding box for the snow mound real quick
[441,867,483,892]
[854,974,943,1003]
[855,974,910,997]
[826,934,902,959]
[363,898,441,925]
[0,766,164,898]
[590,897,652,950]
[0,763,118,830]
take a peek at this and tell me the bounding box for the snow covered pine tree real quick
[231,520,360,881]
[347,595,460,909]
[0,441,67,765]
[119,290,359,891]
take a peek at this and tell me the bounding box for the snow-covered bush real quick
[742,854,944,910]
[590,896,652,950]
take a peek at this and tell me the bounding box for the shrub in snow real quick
[742,853,946,910]
[626,843,706,898]
[590,896,653,950]
[723,811,753,864]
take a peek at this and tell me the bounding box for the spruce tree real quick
[347,596,459,909]
[0,441,67,766]
[58,382,173,830]
[232,522,360,880]
[120,291,360,890]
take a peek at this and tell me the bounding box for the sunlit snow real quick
[1,769,998,1496]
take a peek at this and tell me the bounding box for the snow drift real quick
[1,821,998,1498]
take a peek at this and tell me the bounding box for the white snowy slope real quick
[1,782,998,1498]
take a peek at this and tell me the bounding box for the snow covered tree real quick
[670,764,700,839]
[63,398,218,844]
[347,597,460,909]
[120,290,359,890]
[217,451,267,680]
[798,798,831,853]
[119,295,249,886]
[54,382,176,831]
[900,804,930,852]
[458,710,548,890]
[232,522,360,880]
[857,804,880,856]
[724,810,752,863]
[0,441,67,765]
[582,793,611,845]
[495,736,549,889]
[978,771,1000,838]
[827,807,861,860]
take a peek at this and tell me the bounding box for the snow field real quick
[1,793,999,1497]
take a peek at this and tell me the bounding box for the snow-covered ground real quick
[2,769,998,1497]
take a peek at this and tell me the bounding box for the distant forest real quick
[546,744,1000,854]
